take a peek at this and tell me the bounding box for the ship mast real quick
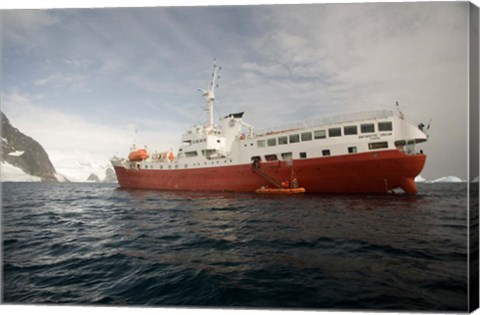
[198,59,221,128]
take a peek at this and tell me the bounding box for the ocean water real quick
[1,182,473,311]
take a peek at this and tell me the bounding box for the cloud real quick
[3,10,61,50]
[226,3,469,180]
[1,3,472,179]
[2,91,182,163]
[3,9,60,35]
[33,73,91,92]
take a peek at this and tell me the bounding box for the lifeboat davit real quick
[128,149,149,161]
[255,187,306,194]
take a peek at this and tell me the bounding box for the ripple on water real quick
[1,182,469,311]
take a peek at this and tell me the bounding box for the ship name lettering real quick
[359,134,381,140]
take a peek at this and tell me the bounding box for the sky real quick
[1,0,476,180]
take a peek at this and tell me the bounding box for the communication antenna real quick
[198,59,221,128]
[425,119,432,138]
[396,101,404,119]
[131,128,138,151]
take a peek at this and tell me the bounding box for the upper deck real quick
[254,109,395,137]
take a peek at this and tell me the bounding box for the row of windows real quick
[141,141,390,169]
[257,150,326,162]
[253,141,389,162]
[257,122,392,148]
[141,158,235,169]
[185,151,198,157]
[187,138,222,145]
[192,128,221,135]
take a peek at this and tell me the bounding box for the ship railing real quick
[255,109,394,137]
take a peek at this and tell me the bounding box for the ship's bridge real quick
[181,125,226,147]
[178,124,227,159]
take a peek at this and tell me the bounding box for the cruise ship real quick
[111,62,428,194]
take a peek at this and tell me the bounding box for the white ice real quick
[8,150,25,157]
[1,161,42,182]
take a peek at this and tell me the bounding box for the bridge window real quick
[257,140,266,148]
[267,138,277,147]
[369,142,388,150]
[278,136,288,145]
[322,149,330,156]
[361,123,375,133]
[314,130,326,139]
[348,146,357,153]
[265,154,278,161]
[328,127,341,137]
[378,121,393,131]
[301,132,312,141]
[344,125,358,135]
[289,134,300,143]
[185,151,198,157]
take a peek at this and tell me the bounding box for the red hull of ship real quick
[114,150,426,194]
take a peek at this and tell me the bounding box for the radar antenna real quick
[198,59,221,128]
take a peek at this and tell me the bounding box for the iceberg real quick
[415,175,426,182]
[429,176,464,183]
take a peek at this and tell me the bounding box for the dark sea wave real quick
[2,182,470,311]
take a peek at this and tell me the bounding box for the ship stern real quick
[398,153,426,194]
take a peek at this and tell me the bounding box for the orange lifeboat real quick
[128,149,149,161]
[255,187,306,194]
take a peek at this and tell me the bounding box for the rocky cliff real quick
[86,167,118,183]
[1,111,59,182]
[103,168,117,183]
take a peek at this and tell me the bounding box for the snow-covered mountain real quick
[49,149,117,182]
[1,112,66,182]
[1,161,42,182]
[1,111,118,183]
[2,147,117,183]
